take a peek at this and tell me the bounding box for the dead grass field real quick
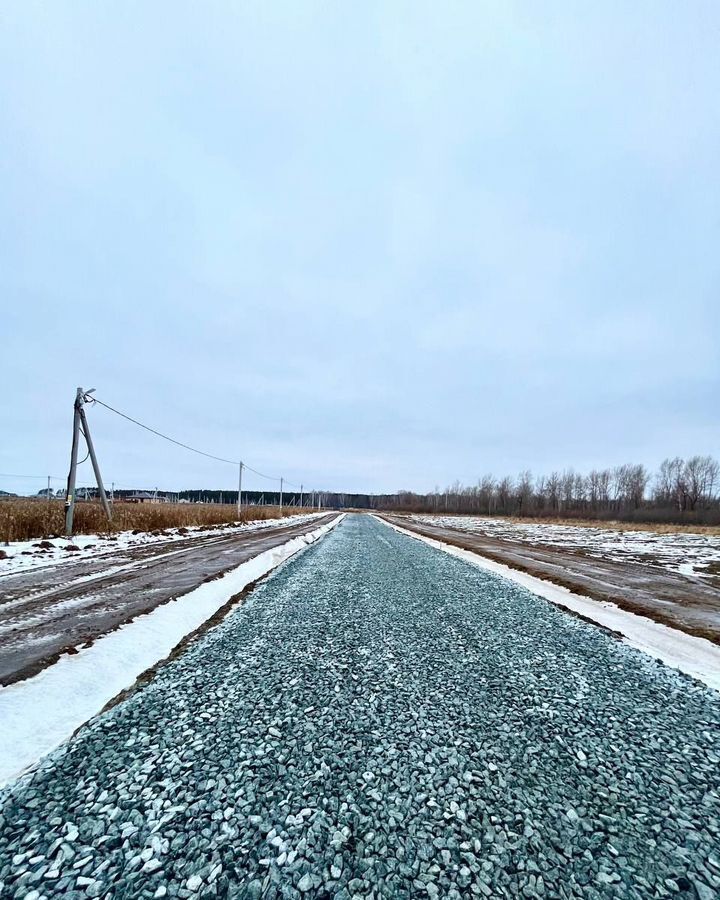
[0,499,309,543]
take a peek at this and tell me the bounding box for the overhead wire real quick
[88,395,307,488]
[0,473,64,480]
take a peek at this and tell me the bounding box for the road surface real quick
[0,514,336,685]
[1,514,719,898]
[381,515,720,645]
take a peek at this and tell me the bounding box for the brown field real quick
[0,499,310,543]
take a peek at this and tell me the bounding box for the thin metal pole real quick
[64,387,84,536]
[78,404,112,524]
[300,484,303,508]
[279,477,283,517]
[237,461,243,519]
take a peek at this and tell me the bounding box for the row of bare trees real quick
[367,456,720,524]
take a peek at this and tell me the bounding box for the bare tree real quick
[496,476,514,514]
[546,472,561,512]
[684,456,720,510]
[516,470,533,514]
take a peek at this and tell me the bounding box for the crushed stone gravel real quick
[1,514,719,899]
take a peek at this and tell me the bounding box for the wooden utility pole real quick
[280,477,283,517]
[64,388,83,536]
[78,400,112,522]
[64,387,112,536]
[237,461,244,519]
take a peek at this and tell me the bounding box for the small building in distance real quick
[124,492,168,504]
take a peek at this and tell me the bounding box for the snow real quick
[0,514,343,787]
[409,514,720,579]
[379,517,720,694]
[0,512,326,577]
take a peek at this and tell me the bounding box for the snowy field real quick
[0,512,326,577]
[409,514,720,579]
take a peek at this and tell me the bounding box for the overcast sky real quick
[2,2,718,496]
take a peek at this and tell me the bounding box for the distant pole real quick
[280,477,283,517]
[46,475,51,530]
[64,388,84,536]
[111,482,115,506]
[237,461,243,519]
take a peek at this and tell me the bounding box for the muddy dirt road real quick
[382,515,720,644]
[0,514,337,685]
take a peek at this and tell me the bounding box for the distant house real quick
[125,492,168,504]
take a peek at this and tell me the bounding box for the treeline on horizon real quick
[41,455,720,524]
[368,455,720,525]
[175,454,720,524]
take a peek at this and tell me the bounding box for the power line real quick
[89,395,305,488]
[0,472,64,480]
[90,397,239,466]
[243,462,279,482]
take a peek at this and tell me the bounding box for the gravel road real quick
[1,514,719,899]
[0,514,335,685]
[383,515,720,644]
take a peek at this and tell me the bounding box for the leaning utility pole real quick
[79,398,112,525]
[279,477,283,517]
[64,387,112,536]
[64,388,83,535]
[237,461,244,519]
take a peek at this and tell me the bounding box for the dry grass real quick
[0,499,311,543]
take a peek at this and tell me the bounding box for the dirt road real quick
[381,515,720,644]
[0,514,337,685]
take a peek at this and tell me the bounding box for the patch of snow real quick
[0,513,326,577]
[0,515,343,787]
[379,517,720,694]
[408,514,720,579]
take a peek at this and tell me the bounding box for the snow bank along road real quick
[385,515,720,645]
[0,514,334,685]
[2,515,720,900]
